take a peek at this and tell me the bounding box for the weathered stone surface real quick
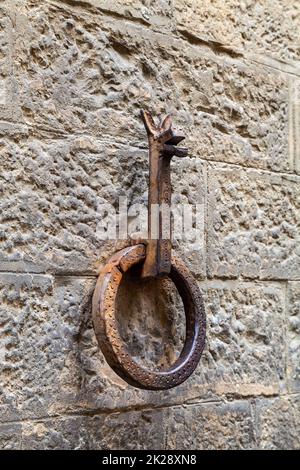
[11,1,291,172]
[0,422,22,450]
[0,0,299,452]
[0,1,21,122]
[21,409,165,450]
[166,401,256,450]
[171,157,206,278]
[208,165,300,280]
[53,0,175,31]
[116,274,185,371]
[0,272,189,420]
[174,0,300,63]
[0,136,147,274]
[0,272,286,425]
[194,280,286,397]
[289,77,300,174]
[0,135,206,276]
[287,282,300,391]
[0,273,55,421]
[256,395,300,449]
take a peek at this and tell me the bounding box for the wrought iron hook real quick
[92,110,206,390]
[140,110,188,279]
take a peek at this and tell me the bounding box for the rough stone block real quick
[84,409,165,450]
[0,135,206,276]
[0,272,192,420]
[166,401,256,450]
[171,157,206,279]
[192,280,286,397]
[256,395,300,449]
[21,409,165,450]
[174,0,300,63]
[289,77,300,174]
[12,2,291,172]
[0,0,298,451]
[0,273,287,423]
[56,0,175,31]
[0,1,21,122]
[115,273,185,372]
[0,422,22,450]
[208,165,300,280]
[0,136,148,274]
[0,273,55,421]
[287,281,300,391]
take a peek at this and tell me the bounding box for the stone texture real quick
[256,395,300,449]
[208,165,300,280]
[0,0,299,452]
[287,282,300,391]
[194,280,286,398]
[0,272,194,421]
[0,135,147,274]
[0,1,21,122]
[174,0,300,63]
[57,0,175,32]
[21,409,165,450]
[0,422,22,450]
[0,272,287,425]
[116,274,185,371]
[289,77,300,174]
[171,157,206,278]
[11,1,291,173]
[166,401,256,450]
[0,135,206,276]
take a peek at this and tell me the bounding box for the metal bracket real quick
[140,110,188,279]
[92,110,206,390]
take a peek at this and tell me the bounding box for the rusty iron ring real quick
[92,244,206,390]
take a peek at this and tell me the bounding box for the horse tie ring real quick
[92,110,206,390]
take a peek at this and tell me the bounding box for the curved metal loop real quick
[92,244,206,390]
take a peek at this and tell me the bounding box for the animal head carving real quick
[140,110,185,145]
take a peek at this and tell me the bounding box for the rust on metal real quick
[92,110,206,390]
[92,244,206,390]
[140,110,188,279]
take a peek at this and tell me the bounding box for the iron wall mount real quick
[92,111,206,390]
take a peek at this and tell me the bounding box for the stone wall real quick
[0,0,300,450]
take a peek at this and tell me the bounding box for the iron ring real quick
[92,244,206,390]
